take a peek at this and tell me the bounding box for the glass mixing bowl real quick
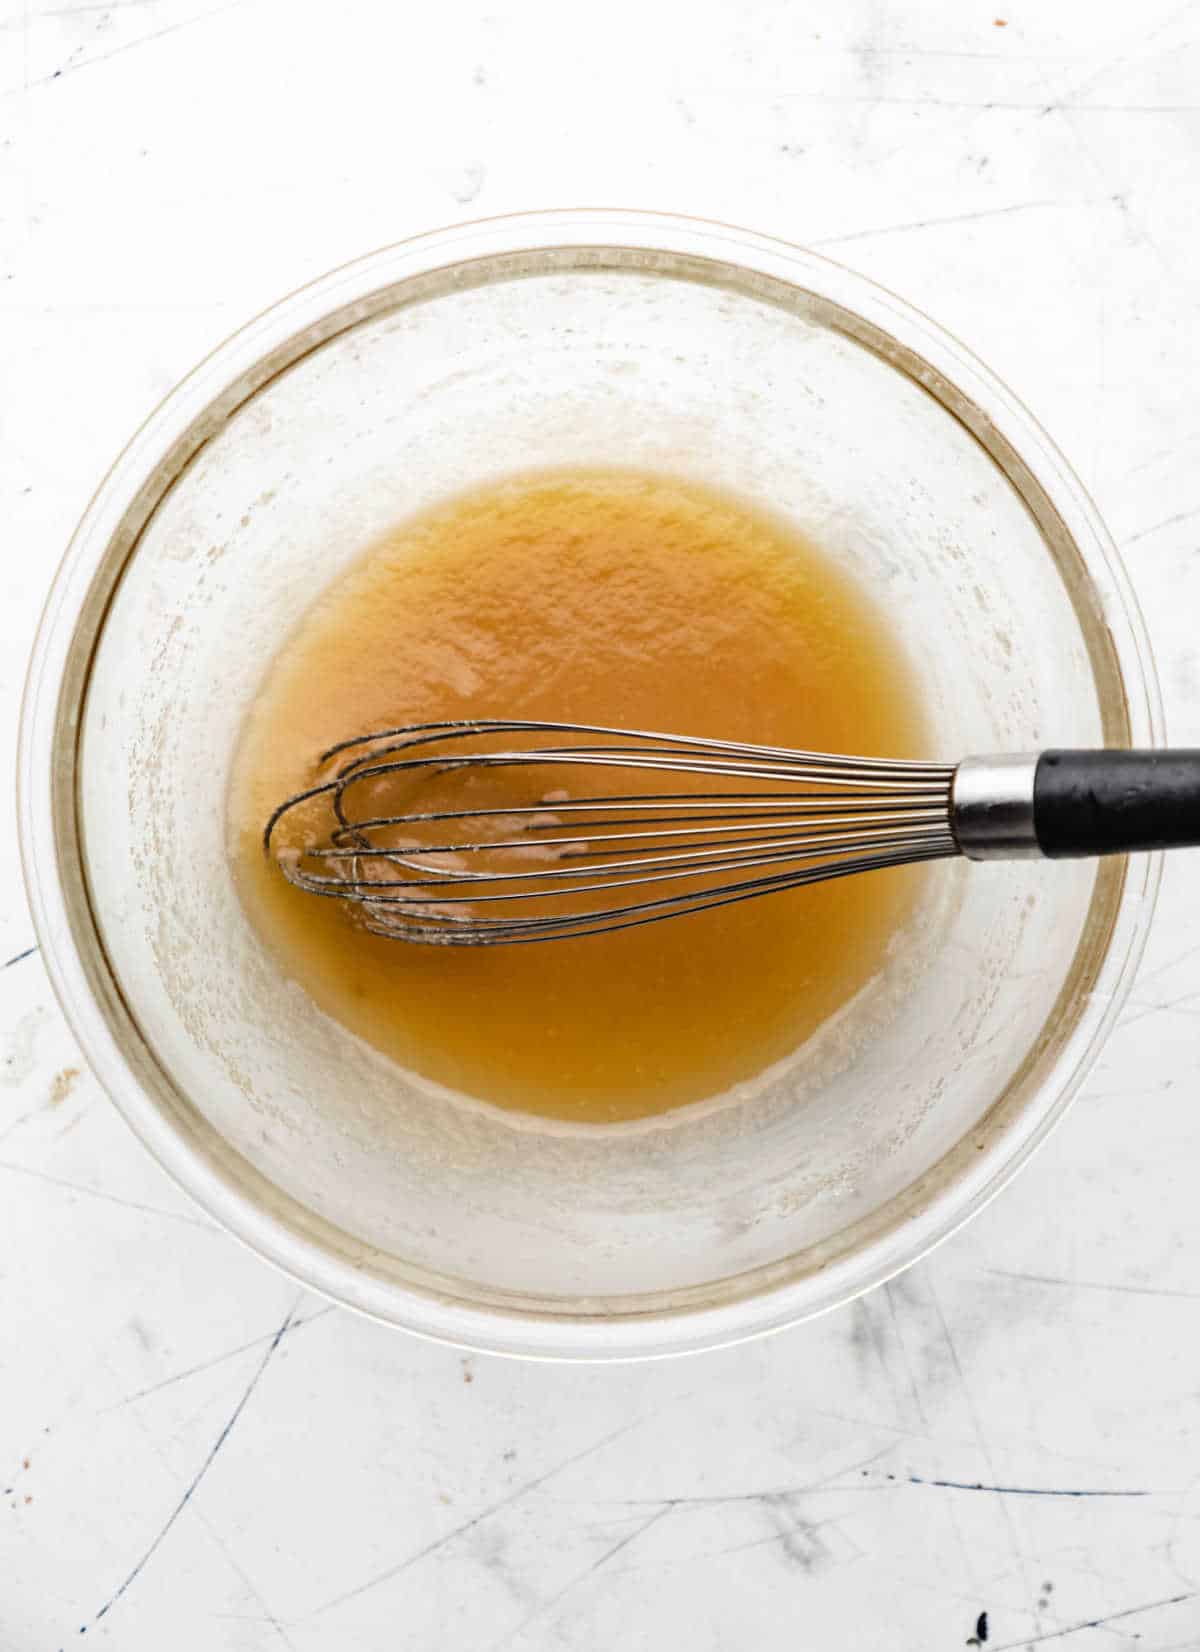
[19,211,1161,1359]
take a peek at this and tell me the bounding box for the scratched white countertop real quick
[4,2,1200,1647]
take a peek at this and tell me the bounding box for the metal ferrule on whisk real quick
[950,754,1040,860]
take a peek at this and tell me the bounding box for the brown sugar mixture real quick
[229,469,929,1124]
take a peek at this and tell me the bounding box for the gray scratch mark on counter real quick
[883,1279,929,1426]
[1131,938,1200,991]
[853,44,1076,63]
[0,1106,40,1146]
[1118,987,1200,1029]
[194,1505,300,1652]
[104,1304,336,1411]
[485,1506,673,1651]
[606,1461,1164,1505]
[986,1267,1200,1302]
[929,1278,1039,1628]
[306,1414,661,1619]
[776,93,1200,113]
[903,1474,1151,1497]
[0,0,175,20]
[33,0,181,14]
[1047,0,1200,117]
[86,1295,301,1631]
[814,198,1068,247]
[599,1444,896,1509]
[1123,507,1200,546]
[26,0,249,89]
[989,1589,1195,1649]
[607,1485,833,1508]
[2,944,37,969]
[605,1516,840,1576]
[0,1159,218,1229]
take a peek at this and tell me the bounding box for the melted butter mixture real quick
[230,469,929,1124]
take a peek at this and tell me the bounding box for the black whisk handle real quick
[1034,749,1200,858]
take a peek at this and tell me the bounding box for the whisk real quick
[264,720,1200,946]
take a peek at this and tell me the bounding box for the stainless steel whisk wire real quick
[264,720,960,945]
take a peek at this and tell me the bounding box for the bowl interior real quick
[57,236,1144,1353]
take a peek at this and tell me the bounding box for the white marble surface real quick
[4,1,1200,1646]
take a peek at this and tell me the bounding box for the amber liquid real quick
[230,470,928,1124]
